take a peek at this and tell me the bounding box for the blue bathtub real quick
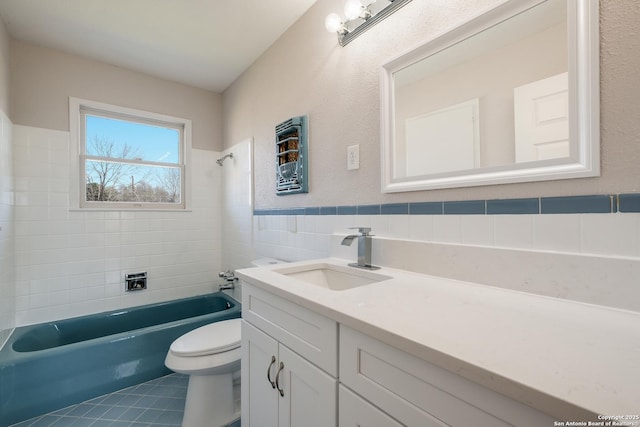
[0,292,241,426]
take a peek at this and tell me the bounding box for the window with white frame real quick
[70,98,192,209]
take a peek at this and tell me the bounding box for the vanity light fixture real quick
[325,0,412,46]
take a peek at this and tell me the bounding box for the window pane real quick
[85,115,180,164]
[85,160,181,203]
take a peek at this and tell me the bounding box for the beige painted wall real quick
[223,0,640,209]
[0,17,9,115]
[10,40,223,151]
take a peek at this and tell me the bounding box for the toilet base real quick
[182,372,240,427]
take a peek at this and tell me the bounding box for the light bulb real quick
[344,0,363,20]
[325,13,343,33]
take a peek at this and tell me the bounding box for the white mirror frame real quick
[381,0,599,193]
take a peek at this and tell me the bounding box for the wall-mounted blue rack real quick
[276,115,308,195]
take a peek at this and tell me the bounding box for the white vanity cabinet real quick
[241,283,338,427]
[241,279,555,427]
[340,326,555,427]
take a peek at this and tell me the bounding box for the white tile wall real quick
[253,214,349,262]
[221,139,254,272]
[0,110,15,347]
[493,215,534,249]
[533,214,582,253]
[12,125,223,326]
[255,212,640,260]
[252,211,640,311]
[220,139,255,301]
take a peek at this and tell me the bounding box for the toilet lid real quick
[170,318,241,357]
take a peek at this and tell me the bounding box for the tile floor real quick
[9,373,241,427]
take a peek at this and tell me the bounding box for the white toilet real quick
[165,318,241,427]
[165,259,285,426]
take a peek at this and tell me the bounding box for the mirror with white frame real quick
[380,0,599,192]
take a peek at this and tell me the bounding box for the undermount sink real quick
[274,263,392,291]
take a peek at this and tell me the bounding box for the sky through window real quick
[85,115,180,164]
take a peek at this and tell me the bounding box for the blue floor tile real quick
[9,374,188,427]
[10,372,241,427]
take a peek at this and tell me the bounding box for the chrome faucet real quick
[341,227,380,270]
[218,270,237,291]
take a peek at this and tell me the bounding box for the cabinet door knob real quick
[267,355,277,389]
[275,361,285,397]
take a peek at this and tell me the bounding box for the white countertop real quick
[236,258,640,421]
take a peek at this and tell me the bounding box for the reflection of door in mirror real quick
[514,72,569,163]
[405,99,479,176]
[392,0,567,178]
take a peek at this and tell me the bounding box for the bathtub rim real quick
[1,292,241,359]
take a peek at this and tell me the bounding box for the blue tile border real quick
[357,204,381,215]
[253,209,276,216]
[443,200,485,215]
[319,206,337,215]
[409,202,443,215]
[254,194,639,216]
[487,198,539,215]
[618,193,640,212]
[381,203,409,215]
[541,195,613,214]
[337,205,357,215]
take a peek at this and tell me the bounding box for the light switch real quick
[347,144,360,170]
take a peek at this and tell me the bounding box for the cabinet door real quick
[278,345,337,427]
[340,326,552,427]
[242,321,279,427]
[339,386,404,427]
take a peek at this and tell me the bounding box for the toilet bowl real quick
[165,318,241,427]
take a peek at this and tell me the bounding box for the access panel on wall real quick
[276,115,308,195]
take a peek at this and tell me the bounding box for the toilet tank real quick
[232,258,287,301]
